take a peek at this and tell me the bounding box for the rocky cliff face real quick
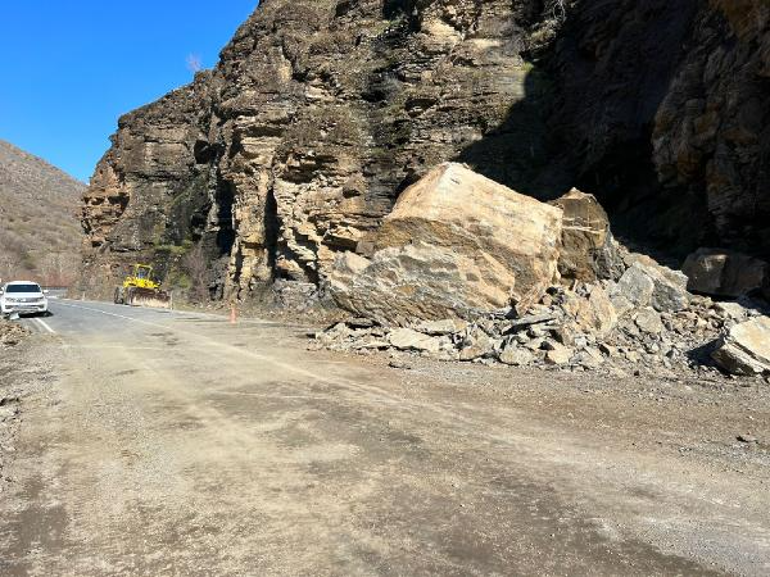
[79,0,770,302]
[652,0,770,254]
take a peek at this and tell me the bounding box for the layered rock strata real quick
[80,0,770,302]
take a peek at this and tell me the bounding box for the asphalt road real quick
[1,299,768,576]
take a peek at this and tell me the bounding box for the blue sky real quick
[0,1,258,182]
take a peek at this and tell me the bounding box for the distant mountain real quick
[0,139,85,286]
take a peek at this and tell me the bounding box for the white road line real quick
[57,302,166,325]
[55,301,399,400]
[34,317,57,334]
[58,298,280,327]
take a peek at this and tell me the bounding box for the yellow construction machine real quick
[114,264,172,309]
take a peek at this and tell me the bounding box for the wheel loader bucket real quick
[126,287,172,310]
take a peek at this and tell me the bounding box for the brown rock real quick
[550,188,622,281]
[416,319,468,336]
[562,286,618,339]
[682,248,767,298]
[329,163,563,324]
[544,341,573,366]
[458,326,498,361]
[634,308,665,335]
[573,347,604,369]
[388,328,443,354]
[499,347,536,367]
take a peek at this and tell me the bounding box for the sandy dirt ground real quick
[0,299,768,576]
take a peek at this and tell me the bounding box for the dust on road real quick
[0,300,768,576]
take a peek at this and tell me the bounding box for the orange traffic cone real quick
[230,305,237,325]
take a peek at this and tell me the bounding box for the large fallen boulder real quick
[550,188,623,282]
[712,317,770,375]
[328,243,516,326]
[682,248,767,298]
[328,163,563,325]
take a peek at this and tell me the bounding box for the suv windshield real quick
[5,284,42,294]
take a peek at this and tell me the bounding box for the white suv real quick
[0,281,49,317]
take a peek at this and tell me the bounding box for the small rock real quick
[416,318,467,336]
[599,343,617,357]
[317,322,351,344]
[736,435,758,444]
[615,256,690,313]
[544,342,573,365]
[613,265,655,308]
[610,294,635,318]
[711,317,770,375]
[561,286,617,338]
[712,302,748,322]
[499,347,536,367]
[504,313,559,333]
[551,325,576,346]
[389,359,413,370]
[345,317,378,329]
[634,308,665,334]
[573,347,604,369]
[389,328,442,354]
[458,326,497,361]
[0,406,18,421]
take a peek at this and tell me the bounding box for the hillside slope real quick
[78,0,769,302]
[0,139,85,285]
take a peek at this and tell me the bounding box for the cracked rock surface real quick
[78,0,770,303]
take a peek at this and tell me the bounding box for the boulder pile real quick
[317,164,770,379]
[316,272,768,378]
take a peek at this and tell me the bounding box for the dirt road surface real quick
[0,299,768,576]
